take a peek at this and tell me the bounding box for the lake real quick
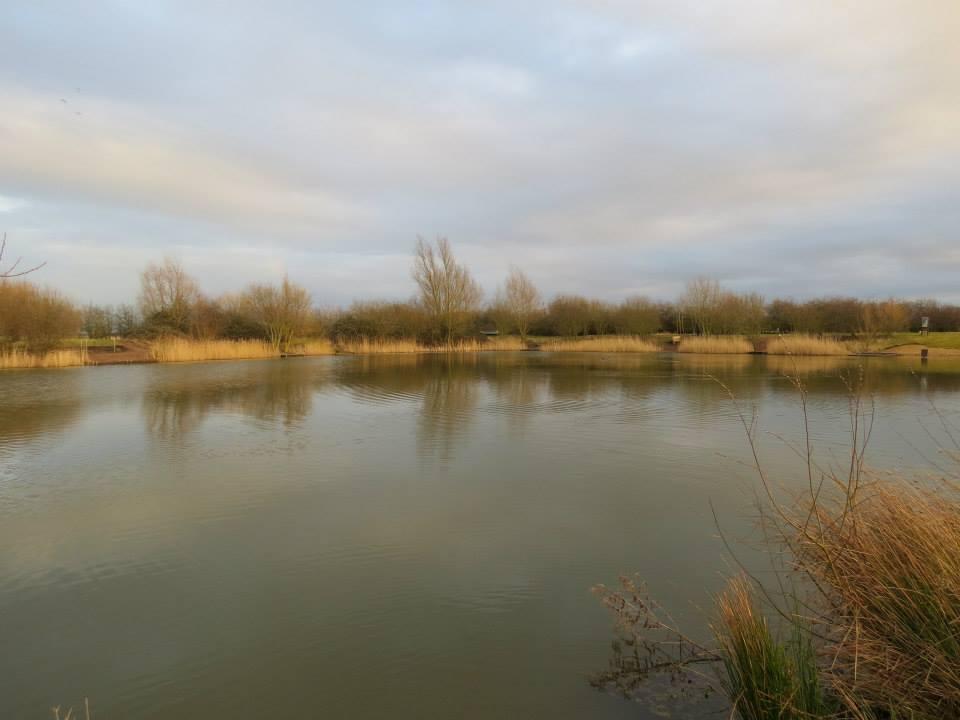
[2,352,959,719]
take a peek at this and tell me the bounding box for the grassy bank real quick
[7,332,960,370]
[886,331,960,350]
[764,333,851,355]
[151,337,339,362]
[677,335,754,354]
[335,336,526,354]
[150,338,281,362]
[0,348,89,369]
[539,336,660,353]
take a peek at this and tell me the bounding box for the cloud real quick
[0,90,367,238]
[1,0,959,304]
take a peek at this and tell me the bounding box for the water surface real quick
[2,353,959,718]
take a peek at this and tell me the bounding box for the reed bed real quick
[540,336,659,353]
[765,333,851,356]
[150,338,279,362]
[334,337,526,354]
[335,338,423,354]
[483,336,528,351]
[798,481,960,717]
[0,348,88,369]
[293,339,336,355]
[677,335,754,354]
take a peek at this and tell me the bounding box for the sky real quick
[2,1,959,306]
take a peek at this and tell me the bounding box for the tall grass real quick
[677,335,754,354]
[765,334,851,356]
[483,336,528,351]
[334,337,526,354]
[594,374,960,719]
[0,348,87,369]
[291,338,336,355]
[150,338,279,362]
[714,577,835,720]
[540,336,660,353]
[798,481,960,717]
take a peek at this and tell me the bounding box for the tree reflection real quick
[417,356,479,461]
[0,370,85,450]
[142,360,326,440]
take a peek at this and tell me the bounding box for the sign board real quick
[921,316,930,328]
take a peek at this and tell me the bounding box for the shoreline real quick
[2,341,951,371]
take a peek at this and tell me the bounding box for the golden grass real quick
[540,336,660,353]
[150,338,279,362]
[335,338,422,354]
[334,337,527,354]
[0,348,88,369]
[795,480,960,716]
[677,335,754,354]
[764,334,851,356]
[483,336,528,351]
[293,338,336,355]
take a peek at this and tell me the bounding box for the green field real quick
[885,332,960,350]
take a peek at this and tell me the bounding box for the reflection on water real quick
[1,353,960,719]
[141,360,328,440]
[0,369,86,453]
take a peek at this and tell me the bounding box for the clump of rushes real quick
[540,336,660,353]
[334,337,526,354]
[594,371,960,719]
[765,334,851,356]
[677,336,754,354]
[714,577,836,720]
[149,338,279,362]
[290,338,336,355]
[801,481,960,717]
[0,348,88,369]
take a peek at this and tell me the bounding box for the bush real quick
[0,281,81,351]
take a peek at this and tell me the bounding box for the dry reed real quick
[677,336,754,354]
[540,336,660,353]
[483,336,528,351]
[765,334,850,356]
[797,481,960,717]
[149,338,279,362]
[293,339,336,355]
[334,337,526,354]
[594,374,960,719]
[0,348,87,369]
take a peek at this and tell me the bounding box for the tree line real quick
[1,236,958,352]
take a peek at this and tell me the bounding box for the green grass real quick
[715,578,837,720]
[886,332,960,349]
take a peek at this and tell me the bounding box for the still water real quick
[2,353,959,719]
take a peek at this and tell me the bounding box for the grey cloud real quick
[1,0,958,304]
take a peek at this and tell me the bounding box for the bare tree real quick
[546,294,593,337]
[681,277,722,336]
[243,276,312,351]
[611,296,660,336]
[412,236,482,345]
[858,298,910,349]
[139,257,199,333]
[0,233,45,278]
[498,267,541,341]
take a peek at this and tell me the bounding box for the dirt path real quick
[86,340,155,365]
